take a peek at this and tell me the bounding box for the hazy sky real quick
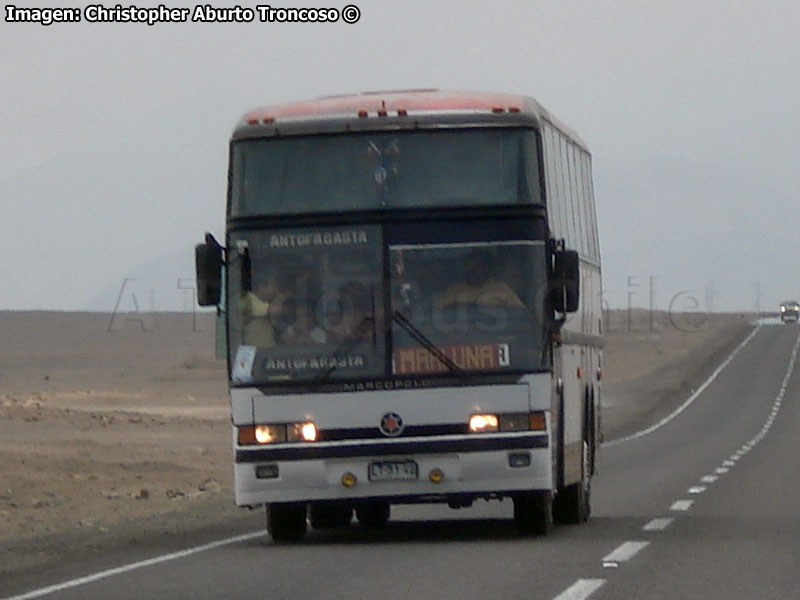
[2,0,799,312]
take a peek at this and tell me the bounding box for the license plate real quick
[368,460,419,482]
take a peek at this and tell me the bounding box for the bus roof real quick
[233,89,588,151]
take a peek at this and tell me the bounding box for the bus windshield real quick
[390,241,547,376]
[226,221,548,386]
[228,225,386,385]
[230,128,541,216]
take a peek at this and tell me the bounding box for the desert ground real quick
[0,309,753,577]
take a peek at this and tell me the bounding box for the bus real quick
[195,89,602,541]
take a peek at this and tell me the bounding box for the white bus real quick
[196,90,602,541]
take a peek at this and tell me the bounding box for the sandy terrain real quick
[0,309,753,577]
[601,309,753,440]
[0,312,238,576]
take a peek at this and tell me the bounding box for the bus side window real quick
[572,145,587,258]
[544,126,563,238]
[559,135,575,249]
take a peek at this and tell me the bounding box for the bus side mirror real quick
[552,249,580,313]
[195,233,223,307]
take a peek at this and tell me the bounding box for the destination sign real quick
[269,230,369,248]
[263,355,366,371]
[392,343,510,375]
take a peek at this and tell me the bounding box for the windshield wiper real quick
[313,316,375,384]
[393,311,470,382]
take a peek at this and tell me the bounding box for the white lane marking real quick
[740,332,800,451]
[671,500,694,511]
[694,332,800,530]
[1,531,268,600]
[602,541,650,563]
[604,327,760,447]
[643,517,674,531]
[553,579,606,600]
[688,486,706,494]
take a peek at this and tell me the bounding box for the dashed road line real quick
[740,331,800,453]
[572,331,799,600]
[553,579,606,600]
[643,518,674,531]
[602,541,650,563]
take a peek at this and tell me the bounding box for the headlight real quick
[781,306,787,312]
[288,422,317,442]
[469,414,499,433]
[238,422,317,445]
[255,425,285,444]
[469,412,548,433]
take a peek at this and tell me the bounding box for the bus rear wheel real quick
[266,502,307,542]
[356,501,391,529]
[513,491,553,535]
[308,502,353,530]
[554,442,592,524]
[554,480,591,524]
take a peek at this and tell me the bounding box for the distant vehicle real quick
[780,300,800,323]
[195,90,602,541]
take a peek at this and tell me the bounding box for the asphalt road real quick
[4,323,799,600]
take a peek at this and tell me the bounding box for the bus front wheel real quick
[513,491,553,535]
[266,502,307,542]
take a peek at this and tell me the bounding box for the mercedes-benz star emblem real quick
[379,412,404,437]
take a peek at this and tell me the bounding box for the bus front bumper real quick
[233,434,552,506]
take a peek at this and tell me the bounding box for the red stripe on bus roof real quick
[242,90,526,121]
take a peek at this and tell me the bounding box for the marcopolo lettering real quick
[343,379,431,392]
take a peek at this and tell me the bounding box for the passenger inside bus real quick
[240,273,292,348]
[324,281,375,343]
[438,252,524,309]
[283,305,328,346]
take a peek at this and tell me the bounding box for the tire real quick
[266,503,307,542]
[356,501,391,529]
[308,502,353,530]
[513,491,553,536]
[554,480,591,524]
[554,442,592,524]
